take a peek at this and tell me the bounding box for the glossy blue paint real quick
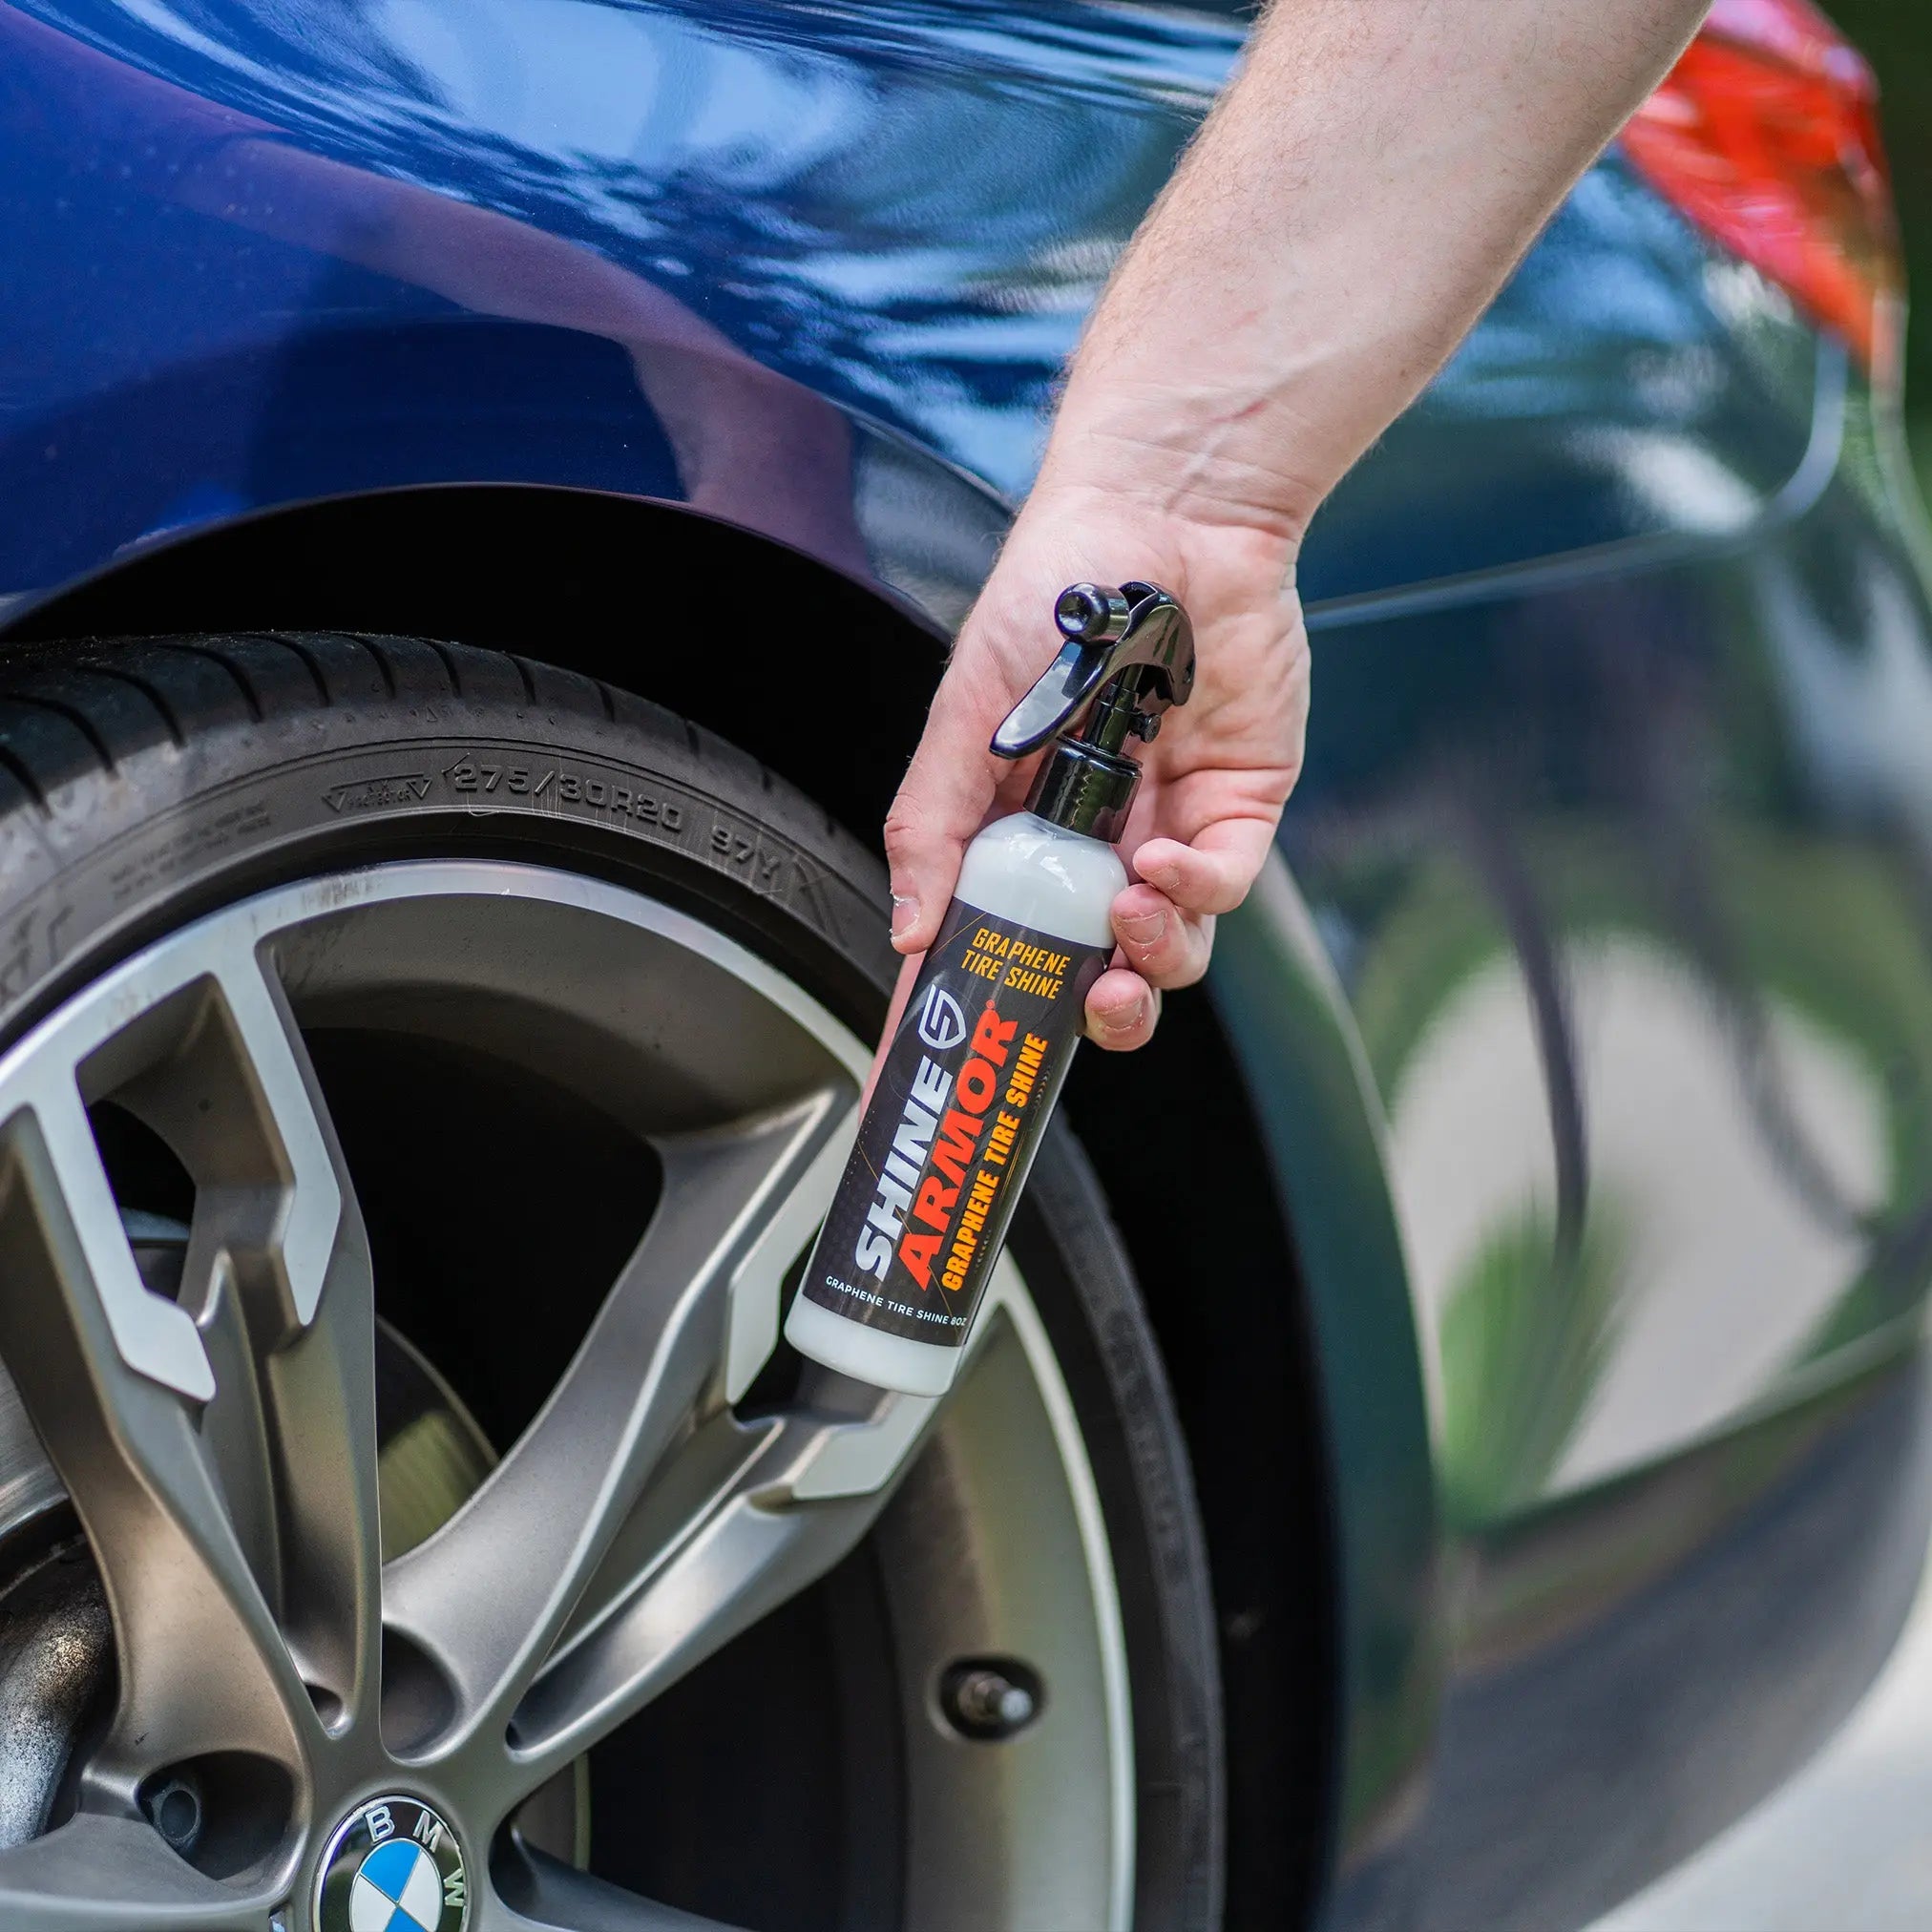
[0,0,1823,628]
[0,0,1228,628]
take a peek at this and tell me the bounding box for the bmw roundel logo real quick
[315,1795,468,1932]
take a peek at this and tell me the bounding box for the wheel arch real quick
[1,485,952,858]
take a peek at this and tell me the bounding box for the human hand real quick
[878,0,1702,1060]
[884,484,1308,1050]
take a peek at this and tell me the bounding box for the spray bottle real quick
[786,580,1196,1395]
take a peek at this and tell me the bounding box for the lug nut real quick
[143,1769,204,1857]
[959,1671,1034,1728]
[941,1659,1043,1740]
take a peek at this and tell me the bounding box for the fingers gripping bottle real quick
[787,581,1196,1395]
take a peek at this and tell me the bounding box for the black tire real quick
[0,631,1224,1927]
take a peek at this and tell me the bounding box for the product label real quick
[802,898,1110,1349]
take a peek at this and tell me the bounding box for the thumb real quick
[883,658,1008,954]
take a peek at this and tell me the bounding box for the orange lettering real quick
[970,1004,1018,1066]
[957,1057,998,1113]
[932,1109,983,1187]
[913,1175,957,1231]
[898,1230,940,1289]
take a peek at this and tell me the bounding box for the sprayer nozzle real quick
[1055,583,1133,644]
[987,581,1196,841]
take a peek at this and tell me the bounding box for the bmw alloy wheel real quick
[0,633,1220,1929]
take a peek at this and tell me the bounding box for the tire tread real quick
[0,629,889,953]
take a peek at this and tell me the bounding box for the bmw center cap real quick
[315,1796,468,1932]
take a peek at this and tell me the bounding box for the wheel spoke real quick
[0,944,379,1791]
[505,1424,894,1792]
[491,1259,1016,1800]
[155,950,382,1738]
[384,1088,852,1759]
[131,950,384,1739]
[486,1841,745,1931]
[0,1814,282,1929]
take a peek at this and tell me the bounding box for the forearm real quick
[888,0,1711,1042]
[1039,0,1710,541]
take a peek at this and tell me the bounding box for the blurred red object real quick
[1624,0,1900,372]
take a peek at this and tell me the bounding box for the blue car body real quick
[6,2,1932,1926]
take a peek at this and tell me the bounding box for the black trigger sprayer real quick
[788,582,1196,1394]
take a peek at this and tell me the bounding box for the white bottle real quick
[787,582,1196,1396]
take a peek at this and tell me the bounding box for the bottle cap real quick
[990,581,1196,842]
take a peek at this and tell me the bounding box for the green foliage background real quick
[1828,3,1932,493]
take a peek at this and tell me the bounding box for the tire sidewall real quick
[0,712,891,1048]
